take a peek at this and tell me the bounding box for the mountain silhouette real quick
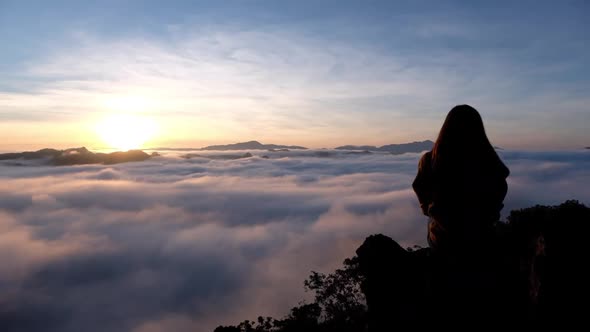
[335,140,433,155]
[335,145,379,151]
[0,147,156,165]
[200,141,307,151]
[181,152,253,160]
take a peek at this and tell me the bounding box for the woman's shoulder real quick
[419,151,433,166]
[486,153,510,178]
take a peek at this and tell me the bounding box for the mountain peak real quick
[200,141,307,151]
[335,140,433,155]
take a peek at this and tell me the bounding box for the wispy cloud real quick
[2,20,588,148]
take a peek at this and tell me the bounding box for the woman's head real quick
[431,105,506,174]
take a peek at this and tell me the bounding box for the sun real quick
[96,114,158,151]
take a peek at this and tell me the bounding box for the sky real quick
[0,0,589,150]
[1,149,589,332]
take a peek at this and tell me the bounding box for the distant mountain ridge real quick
[335,140,434,155]
[0,147,155,165]
[199,140,307,151]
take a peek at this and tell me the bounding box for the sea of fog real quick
[1,149,589,332]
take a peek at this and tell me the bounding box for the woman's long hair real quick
[431,105,508,176]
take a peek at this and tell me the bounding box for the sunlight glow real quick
[102,96,150,112]
[96,114,158,151]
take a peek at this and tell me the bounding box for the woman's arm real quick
[412,152,433,216]
[491,174,508,219]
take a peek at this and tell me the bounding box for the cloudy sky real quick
[1,149,589,332]
[1,0,588,150]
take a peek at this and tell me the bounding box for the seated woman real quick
[412,105,510,254]
[357,106,513,328]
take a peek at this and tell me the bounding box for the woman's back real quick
[413,105,509,252]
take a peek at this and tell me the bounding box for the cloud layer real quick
[1,149,589,332]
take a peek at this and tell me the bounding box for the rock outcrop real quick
[357,200,590,329]
[214,200,590,331]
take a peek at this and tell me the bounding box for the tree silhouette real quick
[214,258,367,332]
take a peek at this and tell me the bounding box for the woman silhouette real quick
[412,105,509,253]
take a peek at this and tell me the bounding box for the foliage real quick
[213,257,367,332]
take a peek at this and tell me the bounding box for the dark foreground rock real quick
[357,200,590,329]
[214,200,590,331]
